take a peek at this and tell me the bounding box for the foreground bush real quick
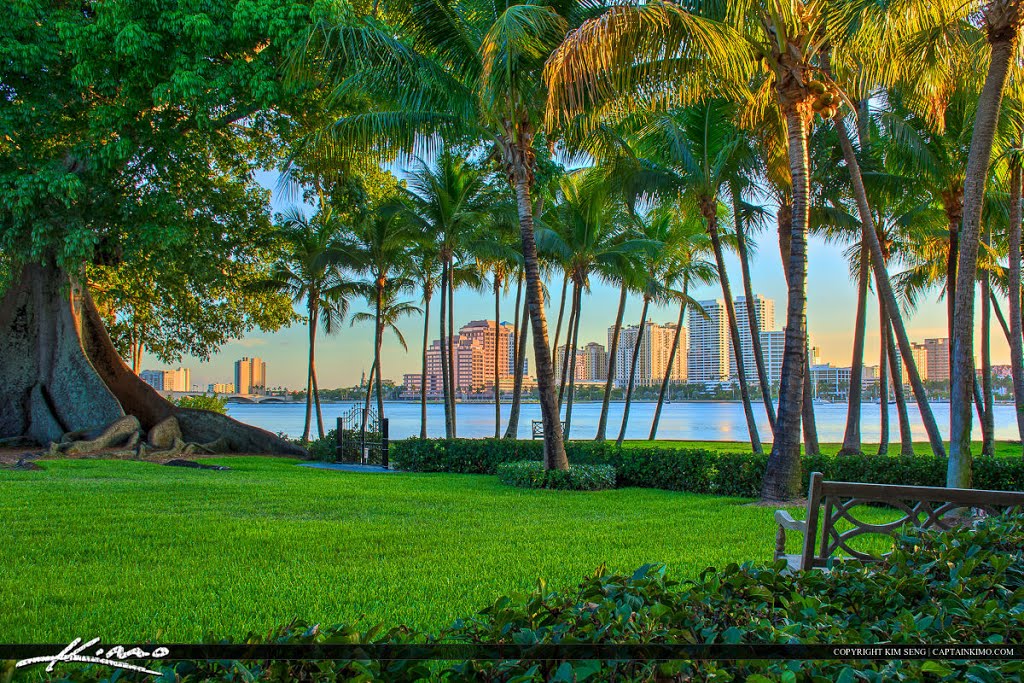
[497,461,616,490]
[34,515,1024,681]
[391,438,1024,495]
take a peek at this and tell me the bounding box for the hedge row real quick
[38,515,1024,681]
[497,461,617,490]
[390,438,1024,495]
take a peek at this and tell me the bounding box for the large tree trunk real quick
[761,107,809,503]
[510,154,567,470]
[0,263,303,455]
[504,274,529,439]
[616,297,650,447]
[833,116,946,458]
[420,290,431,439]
[708,211,762,455]
[1009,158,1024,449]
[439,259,452,438]
[596,283,628,441]
[494,272,502,439]
[949,4,1021,486]
[650,284,687,440]
[838,244,870,455]
[563,281,583,438]
[733,191,776,428]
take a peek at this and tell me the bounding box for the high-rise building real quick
[235,357,267,395]
[582,342,608,381]
[924,338,950,381]
[408,320,517,397]
[208,382,235,394]
[759,330,786,387]
[688,300,729,383]
[141,367,190,392]
[731,295,775,379]
[609,322,686,387]
[140,369,164,391]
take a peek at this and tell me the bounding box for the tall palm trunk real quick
[650,282,688,440]
[420,289,431,439]
[877,307,889,457]
[991,291,1013,345]
[448,259,457,436]
[839,244,870,455]
[557,281,579,408]
[439,259,452,438]
[707,210,762,454]
[597,283,628,441]
[761,107,810,502]
[802,354,819,456]
[1008,157,1024,449]
[504,273,528,439]
[312,365,325,440]
[302,300,318,442]
[883,311,914,456]
[494,272,502,438]
[374,282,385,423]
[551,274,569,357]
[362,356,377,434]
[833,116,946,458]
[616,297,650,446]
[509,152,567,469]
[949,1,1021,486]
[564,282,584,438]
[981,224,995,457]
[733,192,776,428]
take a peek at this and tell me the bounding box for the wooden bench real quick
[774,472,1024,571]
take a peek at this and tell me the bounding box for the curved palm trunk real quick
[1009,159,1024,449]
[981,225,995,457]
[439,260,452,438]
[448,261,457,436]
[375,283,386,424]
[504,274,528,439]
[312,366,325,440]
[510,157,567,469]
[361,356,376,433]
[733,195,776,428]
[551,274,569,357]
[949,6,1020,486]
[420,290,431,439]
[877,308,889,457]
[650,284,688,440]
[564,281,583,438]
[494,272,502,439]
[597,284,628,441]
[833,116,946,458]
[616,297,650,447]
[883,310,914,457]
[839,244,870,455]
[991,291,1012,345]
[761,107,810,502]
[707,213,762,455]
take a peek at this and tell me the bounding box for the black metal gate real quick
[336,406,389,467]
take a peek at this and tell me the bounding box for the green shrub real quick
[391,439,1024,495]
[34,515,1024,682]
[302,429,337,461]
[497,461,616,491]
[173,394,228,414]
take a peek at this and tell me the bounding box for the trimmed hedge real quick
[497,460,616,491]
[391,438,1024,495]
[37,515,1024,681]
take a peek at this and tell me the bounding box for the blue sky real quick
[147,171,1003,390]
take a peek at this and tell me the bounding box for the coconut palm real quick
[409,241,441,438]
[308,0,647,469]
[266,206,356,442]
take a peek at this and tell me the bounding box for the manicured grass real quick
[1,457,800,642]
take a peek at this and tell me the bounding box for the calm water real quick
[227,400,1020,442]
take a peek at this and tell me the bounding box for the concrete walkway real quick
[297,462,397,474]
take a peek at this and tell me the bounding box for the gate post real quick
[381,418,389,469]
[335,416,343,461]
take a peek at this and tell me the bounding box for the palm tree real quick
[266,206,356,442]
[310,0,623,469]
[410,241,441,438]
[503,268,530,439]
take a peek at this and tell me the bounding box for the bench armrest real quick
[774,510,808,562]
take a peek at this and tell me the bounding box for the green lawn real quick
[0,457,808,642]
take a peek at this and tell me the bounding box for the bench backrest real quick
[800,471,1024,570]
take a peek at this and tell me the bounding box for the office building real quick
[235,357,267,395]
[208,382,235,394]
[582,342,608,381]
[688,299,729,383]
[406,320,518,397]
[609,321,686,387]
[924,338,950,381]
[731,295,775,380]
[140,367,190,392]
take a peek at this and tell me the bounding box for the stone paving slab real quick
[297,462,397,474]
